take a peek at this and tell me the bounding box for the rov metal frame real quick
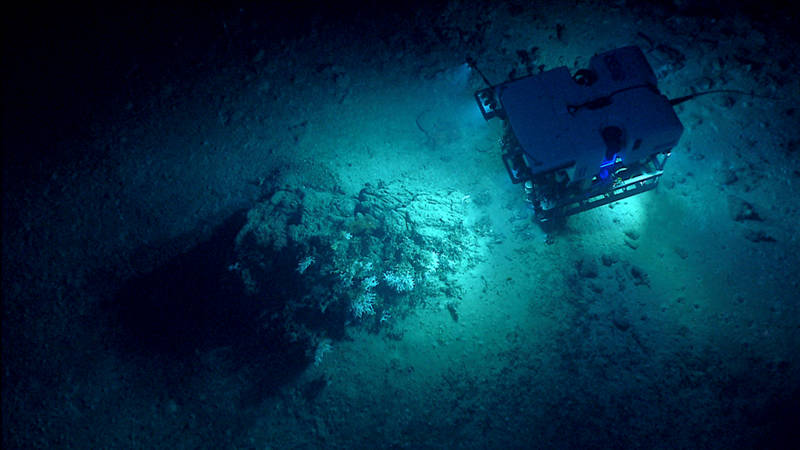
[532,152,670,223]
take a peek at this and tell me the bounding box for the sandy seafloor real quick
[3,1,799,448]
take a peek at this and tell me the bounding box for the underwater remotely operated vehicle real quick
[469,46,683,224]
